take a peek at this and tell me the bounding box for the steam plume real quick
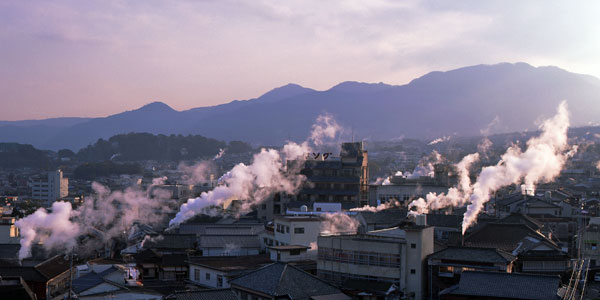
[168,113,342,226]
[408,101,573,234]
[320,213,359,234]
[350,200,400,212]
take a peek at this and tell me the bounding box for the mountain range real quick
[2,62,600,151]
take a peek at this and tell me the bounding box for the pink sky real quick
[1,0,599,120]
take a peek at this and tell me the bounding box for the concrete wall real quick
[189,265,228,288]
[274,218,321,247]
[405,227,434,300]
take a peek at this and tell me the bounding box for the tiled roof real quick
[358,209,408,225]
[143,234,196,250]
[72,266,119,294]
[35,255,72,279]
[429,246,516,264]
[0,266,46,282]
[229,262,348,300]
[198,235,260,248]
[425,214,463,228]
[441,271,560,300]
[187,255,272,273]
[166,288,240,300]
[464,223,554,252]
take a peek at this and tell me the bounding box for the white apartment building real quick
[30,170,69,207]
[317,216,434,300]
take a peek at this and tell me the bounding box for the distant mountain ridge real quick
[2,62,599,151]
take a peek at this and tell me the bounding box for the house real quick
[427,246,516,299]
[179,222,263,256]
[440,271,561,300]
[187,254,272,288]
[0,254,73,300]
[464,223,571,274]
[317,216,433,300]
[229,262,350,300]
[269,215,322,248]
[141,234,197,255]
[268,245,311,262]
[133,249,188,282]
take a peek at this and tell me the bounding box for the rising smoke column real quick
[408,101,573,234]
[15,201,80,260]
[15,177,176,260]
[168,113,342,226]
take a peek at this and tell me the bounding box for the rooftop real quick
[429,246,516,265]
[441,271,560,300]
[187,254,272,273]
[166,288,240,300]
[229,262,349,300]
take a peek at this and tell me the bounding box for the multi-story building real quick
[265,215,322,248]
[29,170,68,207]
[317,216,434,300]
[298,142,369,206]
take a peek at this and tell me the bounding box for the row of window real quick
[318,247,402,267]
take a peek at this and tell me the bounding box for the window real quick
[410,269,416,274]
[294,227,305,234]
[194,269,200,281]
[217,275,223,287]
[206,272,211,281]
[261,204,267,210]
[411,243,416,249]
[286,226,290,233]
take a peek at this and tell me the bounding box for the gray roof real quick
[358,209,408,225]
[229,262,348,300]
[166,289,240,300]
[441,271,560,300]
[72,267,119,294]
[179,223,263,236]
[429,246,516,264]
[144,234,196,250]
[198,235,260,248]
[425,214,463,228]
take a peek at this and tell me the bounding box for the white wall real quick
[189,265,229,288]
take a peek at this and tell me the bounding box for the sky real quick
[1,0,599,121]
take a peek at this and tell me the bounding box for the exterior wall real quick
[317,235,404,286]
[30,170,68,207]
[189,265,229,288]
[269,249,310,262]
[274,217,321,247]
[79,292,162,300]
[0,217,20,243]
[405,227,434,300]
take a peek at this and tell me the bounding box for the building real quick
[0,277,36,300]
[0,216,20,244]
[187,255,272,289]
[296,142,369,207]
[179,222,263,256]
[266,215,322,248]
[427,246,516,299]
[29,170,68,207]
[440,271,561,300]
[317,216,434,300]
[370,164,456,207]
[229,262,350,300]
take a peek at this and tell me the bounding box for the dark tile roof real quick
[35,255,71,279]
[0,276,36,300]
[464,223,554,252]
[358,209,408,225]
[425,214,463,228]
[143,234,196,250]
[497,213,543,230]
[198,235,260,248]
[187,255,272,273]
[166,288,240,300]
[429,246,516,264]
[229,262,348,300]
[441,271,560,300]
[72,266,119,294]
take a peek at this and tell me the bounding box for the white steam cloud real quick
[168,113,342,227]
[409,101,573,234]
[320,213,359,235]
[350,200,400,212]
[15,179,175,260]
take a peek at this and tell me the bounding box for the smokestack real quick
[416,214,427,226]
